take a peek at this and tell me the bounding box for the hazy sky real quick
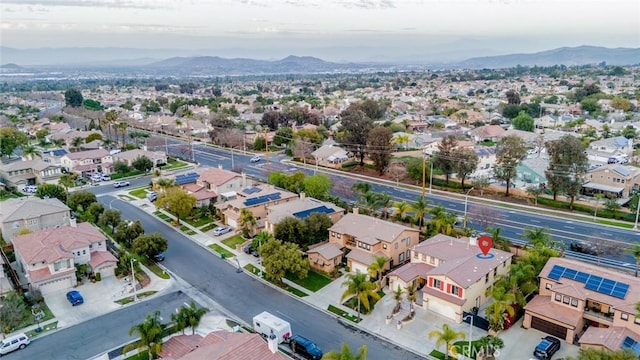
[2,0,639,60]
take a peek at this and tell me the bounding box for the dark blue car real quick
[66,290,84,306]
[289,334,323,360]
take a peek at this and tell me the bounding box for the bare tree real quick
[292,138,313,162]
[213,128,244,149]
[386,162,407,186]
[468,203,501,231]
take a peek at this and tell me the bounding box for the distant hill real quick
[458,46,640,68]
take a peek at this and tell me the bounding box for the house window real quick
[383,244,387,249]
[503,261,506,268]
[545,283,552,290]
[413,252,419,259]
[621,313,629,321]
[331,231,336,237]
[635,317,640,325]
[485,274,489,283]
[82,250,86,255]
[433,279,441,289]
[98,242,102,246]
[336,234,341,239]
[451,285,460,296]
[571,299,578,307]
[563,296,570,304]
[399,252,404,262]
[421,254,426,261]
[28,218,38,225]
[555,294,562,302]
[493,268,497,277]
[394,243,398,249]
[429,256,435,265]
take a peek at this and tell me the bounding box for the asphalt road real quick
[12,291,193,360]
[98,195,423,360]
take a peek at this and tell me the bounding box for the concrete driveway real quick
[46,275,126,328]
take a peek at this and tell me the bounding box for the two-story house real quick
[524,257,640,353]
[60,149,113,177]
[582,164,640,198]
[0,197,71,243]
[12,221,117,294]
[216,185,298,231]
[264,192,344,234]
[586,136,633,163]
[167,167,251,207]
[387,234,512,323]
[327,210,420,274]
[0,158,63,189]
[113,149,167,168]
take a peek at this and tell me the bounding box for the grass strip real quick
[327,305,360,323]
[208,244,235,258]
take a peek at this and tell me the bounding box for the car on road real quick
[113,181,130,188]
[289,334,323,360]
[533,336,561,359]
[153,252,165,262]
[0,333,30,355]
[212,226,232,236]
[250,155,262,163]
[66,290,84,306]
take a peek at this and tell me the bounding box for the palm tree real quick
[363,192,380,215]
[117,122,128,147]
[101,138,114,149]
[104,109,119,141]
[182,301,208,335]
[627,242,640,277]
[428,324,466,360]
[495,262,537,307]
[405,283,417,312]
[522,227,551,249]
[476,335,505,358]
[238,208,256,238]
[352,182,372,207]
[171,308,188,335]
[427,205,457,237]
[71,136,84,152]
[411,196,430,231]
[340,271,380,321]
[58,173,76,195]
[485,285,516,333]
[393,133,411,150]
[367,256,389,290]
[392,201,410,222]
[155,178,176,193]
[52,138,65,148]
[323,343,368,360]
[127,310,166,360]
[21,145,41,160]
[377,192,392,219]
[487,227,511,251]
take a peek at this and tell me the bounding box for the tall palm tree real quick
[117,122,128,147]
[71,136,84,152]
[427,205,457,237]
[238,208,256,238]
[405,283,417,311]
[171,308,188,335]
[411,196,430,231]
[428,324,466,360]
[627,243,640,277]
[392,201,410,222]
[352,182,372,207]
[155,178,176,193]
[104,109,119,141]
[52,138,66,148]
[495,262,537,307]
[182,301,208,335]
[58,173,76,195]
[127,310,166,360]
[488,227,511,251]
[522,226,552,249]
[377,192,392,219]
[340,271,380,321]
[393,133,411,150]
[323,343,368,360]
[485,285,516,333]
[367,256,389,290]
[21,145,41,160]
[363,192,380,215]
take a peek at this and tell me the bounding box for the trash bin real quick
[221,253,226,259]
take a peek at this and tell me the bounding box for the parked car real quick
[243,245,253,254]
[153,252,165,262]
[212,226,232,236]
[66,290,84,306]
[147,191,158,202]
[0,333,30,355]
[533,336,561,359]
[289,334,323,360]
[250,155,262,163]
[21,185,37,193]
[101,174,111,181]
[113,181,130,188]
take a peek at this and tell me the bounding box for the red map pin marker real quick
[478,235,493,256]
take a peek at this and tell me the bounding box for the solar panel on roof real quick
[563,268,577,280]
[574,272,590,283]
[597,279,615,294]
[585,276,603,291]
[293,206,335,219]
[547,265,565,280]
[621,336,640,356]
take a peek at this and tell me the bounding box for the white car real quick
[212,226,232,236]
[250,155,262,163]
[113,181,130,188]
[22,185,37,193]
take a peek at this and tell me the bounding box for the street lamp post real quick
[429,156,434,194]
[131,258,138,302]
[464,187,475,228]
[634,200,640,230]
[463,314,474,358]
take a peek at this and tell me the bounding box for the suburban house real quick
[387,234,512,323]
[0,197,71,243]
[471,147,497,178]
[159,330,289,359]
[0,256,11,296]
[165,167,251,207]
[498,129,541,145]
[306,241,345,274]
[523,257,640,355]
[327,210,420,274]
[12,221,117,294]
[311,144,349,165]
[113,149,167,168]
[264,192,345,234]
[60,149,114,177]
[49,129,104,148]
[0,158,63,189]
[216,185,298,230]
[41,148,69,166]
[469,125,505,143]
[582,164,640,199]
[586,136,633,163]
[516,157,549,188]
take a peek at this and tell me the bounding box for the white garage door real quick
[427,296,457,320]
[227,218,237,228]
[349,261,368,275]
[96,264,116,277]
[37,276,74,295]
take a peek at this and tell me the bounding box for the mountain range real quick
[0,46,638,75]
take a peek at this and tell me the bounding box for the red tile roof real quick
[198,168,241,186]
[28,267,75,283]
[524,295,582,329]
[87,251,118,268]
[389,262,434,282]
[579,326,639,351]
[423,285,466,306]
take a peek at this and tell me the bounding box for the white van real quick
[253,311,292,344]
[0,333,30,355]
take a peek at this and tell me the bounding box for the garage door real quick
[37,275,74,295]
[427,297,457,320]
[531,316,568,339]
[349,261,368,275]
[227,218,237,228]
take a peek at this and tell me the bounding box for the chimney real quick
[300,192,305,200]
[218,164,223,170]
[469,235,478,246]
[353,207,359,215]
[69,217,77,228]
[267,331,278,354]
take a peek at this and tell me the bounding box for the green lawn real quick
[179,225,196,235]
[185,216,212,228]
[222,235,246,249]
[160,158,190,170]
[327,305,361,323]
[115,291,157,305]
[25,321,58,338]
[16,302,55,330]
[200,223,219,232]
[124,353,150,360]
[208,244,235,258]
[242,264,308,297]
[285,270,332,292]
[142,260,170,279]
[129,187,150,199]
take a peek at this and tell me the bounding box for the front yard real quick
[221,235,246,249]
[284,270,332,292]
[129,187,151,199]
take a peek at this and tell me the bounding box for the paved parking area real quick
[500,320,580,360]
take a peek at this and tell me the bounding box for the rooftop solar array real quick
[547,264,630,300]
[243,186,262,194]
[244,192,281,206]
[622,336,640,357]
[292,205,335,219]
[175,172,199,185]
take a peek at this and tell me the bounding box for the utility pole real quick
[187,123,194,163]
[422,154,426,198]
[264,128,269,172]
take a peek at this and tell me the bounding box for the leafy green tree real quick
[322,343,368,360]
[428,324,466,360]
[367,126,393,175]
[545,135,588,208]
[525,186,544,206]
[155,188,196,225]
[512,111,534,132]
[627,242,640,277]
[580,98,601,114]
[133,233,168,259]
[505,89,520,104]
[67,191,97,212]
[58,173,77,194]
[339,106,374,166]
[435,135,458,184]
[35,184,67,203]
[611,97,631,112]
[252,136,266,151]
[127,311,166,360]
[285,172,306,194]
[0,291,26,334]
[82,98,103,111]
[502,104,521,119]
[485,285,516,333]
[340,271,380,321]
[367,256,389,290]
[411,196,430,231]
[267,172,288,188]
[0,127,29,158]
[261,239,309,284]
[98,209,122,233]
[85,133,103,144]
[273,127,294,146]
[569,348,638,360]
[274,217,306,246]
[132,156,154,173]
[252,231,274,252]
[64,88,83,107]
[303,213,333,246]
[303,174,331,200]
[113,220,144,248]
[405,157,425,182]
[451,147,479,189]
[493,135,527,196]
[36,128,49,143]
[113,161,131,174]
[622,125,637,139]
[238,208,257,238]
[84,202,105,223]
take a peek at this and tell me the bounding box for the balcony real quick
[583,308,614,324]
